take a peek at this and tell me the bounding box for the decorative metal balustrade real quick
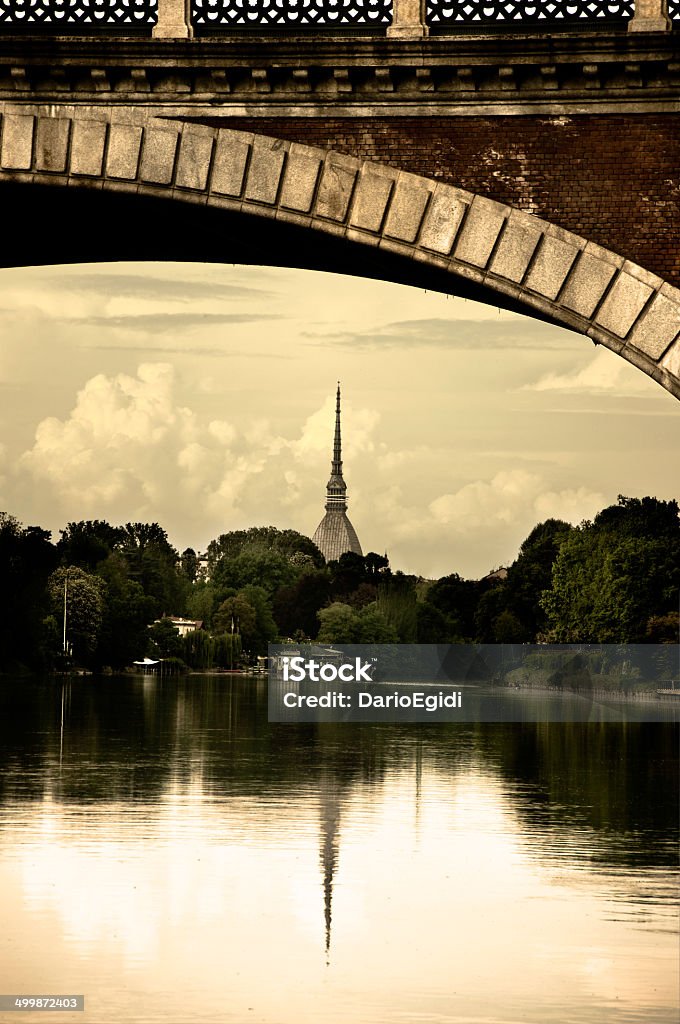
[0,0,157,30]
[192,0,391,29]
[0,0,675,31]
[427,0,634,29]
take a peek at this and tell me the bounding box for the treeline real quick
[0,494,678,673]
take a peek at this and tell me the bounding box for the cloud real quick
[39,272,274,303]
[14,364,382,549]
[292,394,379,461]
[77,345,292,359]
[304,317,583,351]
[64,312,284,334]
[364,469,604,577]
[429,470,602,532]
[522,348,653,395]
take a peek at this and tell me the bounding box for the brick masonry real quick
[210,114,680,289]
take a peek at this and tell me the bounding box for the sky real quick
[0,261,678,580]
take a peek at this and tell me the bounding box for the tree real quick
[207,527,324,571]
[356,604,399,643]
[185,581,217,630]
[645,613,679,644]
[57,520,124,572]
[95,553,155,669]
[183,629,215,670]
[214,594,258,644]
[427,572,481,641]
[0,513,57,670]
[0,512,57,671]
[48,566,106,662]
[272,569,331,639]
[503,519,573,639]
[239,585,278,655]
[541,498,680,643]
[491,609,527,644]
[147,617,184,660]
[213,587,277,656]
[317,603,359,643]
[180,547,199,583]
[120,522,186,617]
[375,575,418,641]
[212,546,297,599]
[328,551,392,602]
[416,602,462,643]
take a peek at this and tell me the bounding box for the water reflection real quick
[0,676,677,1023]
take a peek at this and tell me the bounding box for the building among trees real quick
[312,384,363,563]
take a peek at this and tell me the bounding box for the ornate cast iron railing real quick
[0,0,675,31]
[427,0,634,30]
[0,0,157,30]
[192,0,391,29]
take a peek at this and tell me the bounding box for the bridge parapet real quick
[0,0,674,37]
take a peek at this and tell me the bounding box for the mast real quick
[62,578,68,655]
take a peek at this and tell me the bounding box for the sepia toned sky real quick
[0,261,677,579]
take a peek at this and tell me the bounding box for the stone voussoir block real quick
[140,126,179,186]
[350,164,397,234]
[595,270,654,339]
[560,244,622,320]
[279,143,325,214]
[35,117,70,173]
[383,172,433,245]
[244,136,287,205]
[488,208,543,284]
[620,259,664,291]
[315,152,361,224]
[211,129,253,198]
[106,123,143,181]
[524,231,582,302]
[418,182,471,256]
[175,126,215,191]
[70,119,107,177]
[453,195,507,270]
[659,337,680,383]
[626,284,680,360]
[0,113,34,171]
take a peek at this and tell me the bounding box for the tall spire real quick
[332,382,342,477]
[324,382,348,514]
[312,383,362,562]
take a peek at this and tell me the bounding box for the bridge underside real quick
[2,181,572,328]
[0,113,678,399]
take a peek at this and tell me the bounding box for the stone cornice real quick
[0,32,678,110]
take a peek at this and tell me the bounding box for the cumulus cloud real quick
[429,471,602,531]
[14,364,382,551]
[292,394,379,461]
[363,470,604,578]
[522,348,652,395]
[4,361,636,579]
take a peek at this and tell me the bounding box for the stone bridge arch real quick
[0,108,678,399]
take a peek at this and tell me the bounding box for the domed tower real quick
[312,384,363,563]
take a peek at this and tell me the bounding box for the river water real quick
[0,675,677,1024]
